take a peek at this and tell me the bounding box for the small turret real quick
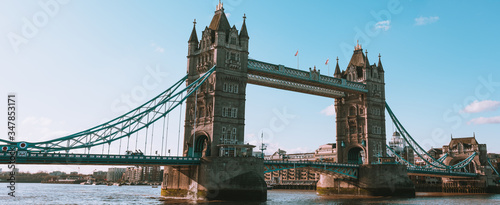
[189,19,198,43]
[377,53,384,72]
[334,57,342,78]
[188,19,199,56]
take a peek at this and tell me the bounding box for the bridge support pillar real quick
[317,164,415,197]
[162,157,267,202]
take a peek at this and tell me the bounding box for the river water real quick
[1,183,500,204]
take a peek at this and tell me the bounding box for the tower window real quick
[222,127,227,142]
[231,108,238,118]
[231,128,237,140]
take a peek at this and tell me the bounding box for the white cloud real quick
[320,104,335,116]
[20,116,69,142]
[154,47,164,53]
[467,116,500,125]
[225,13,231,18]
[374,20,391,31]
[415,16,439,26]
[150,43,164,53]
[23,116,52,126]
[461,100,500,113]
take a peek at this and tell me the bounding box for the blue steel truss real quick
[387,144,476,171]
[247,59,368,94]
[0,66,216,152]
[407,167,478,178]
[487,158,500,176]
[0,152,200,166]
[386,102,477,170]
[263,161,359,179]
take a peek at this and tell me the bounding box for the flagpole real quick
[297,53,299,69]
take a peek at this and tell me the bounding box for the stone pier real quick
[161,157,267,201]
[317,164,415,197]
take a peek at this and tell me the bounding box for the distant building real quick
[263,143,340,184]
[314,143,336,162]
[123,167,142,183]
[123,166,162,183]
[388,131,414,164]
[92,170,107,179]
[107,168,126,182]
[49,171,64,176]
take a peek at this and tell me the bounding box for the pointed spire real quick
[355,40,362,50]
[364,50,370,67]
[377,53,384,72]
[334,56,341,77]
[216,0,224,11]
[188,19,198,43]
[240,13,249,39]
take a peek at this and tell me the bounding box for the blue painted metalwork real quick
[407,167,478,178]
[386,102,477,170]
[487,158,500,176]
[247,59,368,93]
[263,160,359,179]
[387,144,476,172]
[0,152,200,166]
[0,66,216,153]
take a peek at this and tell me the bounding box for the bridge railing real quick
[0,152,200,162]
[263,160,359,168]
[407,167,478,177]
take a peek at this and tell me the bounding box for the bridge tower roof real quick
[209,1,231,32]
[347,40,369,68]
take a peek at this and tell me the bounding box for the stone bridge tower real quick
[184,2,249,157]
[334,42,386,164]
[162,2,266,202]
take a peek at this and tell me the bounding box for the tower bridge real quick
[1,1,499,202]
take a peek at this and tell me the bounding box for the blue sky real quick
[1,0,500,174]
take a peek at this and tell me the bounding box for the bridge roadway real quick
[0,152,479,178]
[0,152,200,166]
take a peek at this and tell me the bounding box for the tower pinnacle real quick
[188,19,198,43]
[216,0,224,11]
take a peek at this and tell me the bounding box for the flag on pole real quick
[325,58,329,65]
[294,50,298,56]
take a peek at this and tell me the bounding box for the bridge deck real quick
[0,152,479,178]
[0,152,200,166]
[247,59,368,98]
